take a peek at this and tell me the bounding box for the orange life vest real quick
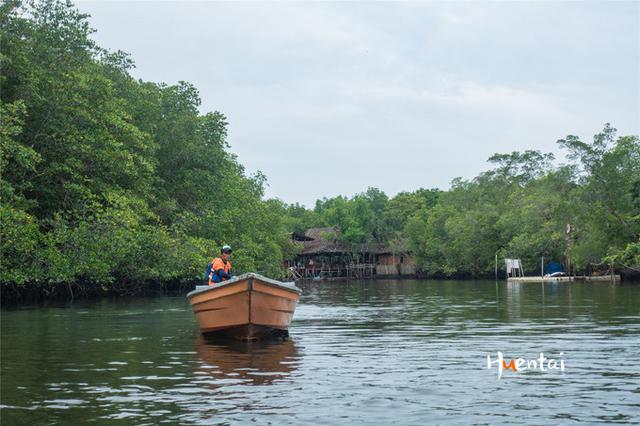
[208,257,232,285]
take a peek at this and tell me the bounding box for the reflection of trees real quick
[506,281,523,320]
[298,279,639,326]
[193,335,299,386]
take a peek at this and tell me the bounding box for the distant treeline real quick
[287,133,639,276]
[1,1,639,293]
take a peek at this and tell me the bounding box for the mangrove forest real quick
[1,0,639,296]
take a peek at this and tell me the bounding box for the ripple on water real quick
[1,280,639,424]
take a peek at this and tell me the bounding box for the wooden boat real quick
[187,272,302,340]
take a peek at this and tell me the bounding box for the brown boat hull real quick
[187,273,301,340]
[203,324,290,340]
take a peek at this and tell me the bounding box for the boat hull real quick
[187,273,301,340]
[205,324,291,340]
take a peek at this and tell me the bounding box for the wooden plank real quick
[507,275,621,283]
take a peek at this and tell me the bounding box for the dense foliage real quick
[1,0,297,286]
[1,1,638,290]
[286,131,639,277]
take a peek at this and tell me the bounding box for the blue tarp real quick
[544,261,564,275]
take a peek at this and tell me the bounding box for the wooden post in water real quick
[610,260,614,284]
[495,253,498,281]
[541,256,544,299]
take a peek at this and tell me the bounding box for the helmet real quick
[221,245,233,254]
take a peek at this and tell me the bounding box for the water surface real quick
[2,280,639,424]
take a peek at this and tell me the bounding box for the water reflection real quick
[194,335,299,386]
[1,281,639,424]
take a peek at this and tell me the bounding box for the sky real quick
[76,1,640,207]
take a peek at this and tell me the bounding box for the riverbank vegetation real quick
[1,0,638,297]
[1,0,297,291]
[289,132,639,277]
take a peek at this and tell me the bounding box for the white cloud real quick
[77,0,640,206]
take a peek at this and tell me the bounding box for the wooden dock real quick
[507,275,620,283]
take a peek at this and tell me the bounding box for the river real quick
[1,279,639,424]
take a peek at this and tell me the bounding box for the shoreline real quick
[0,280,195,308]
[3,271,639,307]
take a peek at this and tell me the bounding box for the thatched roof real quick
[304,227,338,240]
[296,227,408,255]
[299,227,347,254]
[291,231,313,242]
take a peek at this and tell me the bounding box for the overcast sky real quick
[76,1,640,207]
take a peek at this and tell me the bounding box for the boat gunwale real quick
[187,272,302,300]
[189,285,249,307]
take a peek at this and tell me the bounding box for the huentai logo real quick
[487,352,565,379]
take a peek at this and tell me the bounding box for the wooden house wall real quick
[376,254,416,276]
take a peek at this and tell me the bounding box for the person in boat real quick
[208,245,233,285]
